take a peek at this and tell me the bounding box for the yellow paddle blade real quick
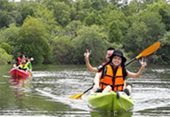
[69,92,84,99]
[136,42,161,59]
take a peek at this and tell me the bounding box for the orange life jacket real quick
[100,65,125,92]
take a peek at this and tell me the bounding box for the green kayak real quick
[87,91,134,112]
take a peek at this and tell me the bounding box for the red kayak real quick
[10,68,30,78]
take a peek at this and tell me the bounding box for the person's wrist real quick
[85,57,88,59]
[141,66,145,69]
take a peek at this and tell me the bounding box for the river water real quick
[0,64,170,117]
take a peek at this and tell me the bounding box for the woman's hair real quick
[98,52,126,67]
[107,47,115,51]
[98,58,112,72]
[121,63,127,79]
[98,57,125,72]
[20,54,25,58]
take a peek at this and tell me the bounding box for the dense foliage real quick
[0,0,170,65]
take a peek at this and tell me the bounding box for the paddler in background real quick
[25,55,29,62]
[84,48,115,92]
[84,47,116,93]
[13,54,25,68]
[17,54,25,66]
[94,50,147,95]
[84,47,115,72]
[18,60,28,71]
[27,57,34,71]
[18,59,33,76]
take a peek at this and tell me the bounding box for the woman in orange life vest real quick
[93,50,147,93]
[84,48,129,93]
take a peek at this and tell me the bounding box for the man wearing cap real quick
[84,47,115,92]
[28,57,34,71]
[84,47,115,72]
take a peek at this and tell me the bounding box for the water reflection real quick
[9,77,32,100]
[10,77,31,86]
[0,65,170,116]
[90,111,133,117]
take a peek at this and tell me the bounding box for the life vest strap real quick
[105,75,113,78]
[18,67,27,71]
[104,75,123,78]
[100,82,124,88]
[100,65,125,92]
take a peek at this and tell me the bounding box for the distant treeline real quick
[0,0,170,65]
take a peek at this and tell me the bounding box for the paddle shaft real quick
[125,58,136,66]
[84,86,93,94]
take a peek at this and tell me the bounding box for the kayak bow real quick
[87,91,134,112]
[10,68,30,78]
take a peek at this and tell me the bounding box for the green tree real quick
[17,1,39,25]
[73,0,91,22]
[146,1,170,31]
[107,9,129,43]
[0,0,169,65]
[0,23,20,56]
[159,31,170,64]
[84,10,103,26]
[0,0,19,28]
[34,4,57,32]
[65,20,82,40]
[52,35,75,64]
[0,48,12,65]
[44,1,71,27]
[122,0,146,16]
[108,21,123,43]
[18,17,51,64]
[123,21,149,57]
[90,0,107,10]
[123,10,165,58]
[75,9,90,22]
[0,23,20,43]
[0,10,13,28]
[73,25,110,65]
[0,42,12,54]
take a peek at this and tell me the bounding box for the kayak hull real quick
[87,92,134,112]
[10,68,30,78]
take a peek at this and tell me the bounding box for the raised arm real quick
[93,72,102,92]
[84,49,98,72]
[127,58,147,78]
